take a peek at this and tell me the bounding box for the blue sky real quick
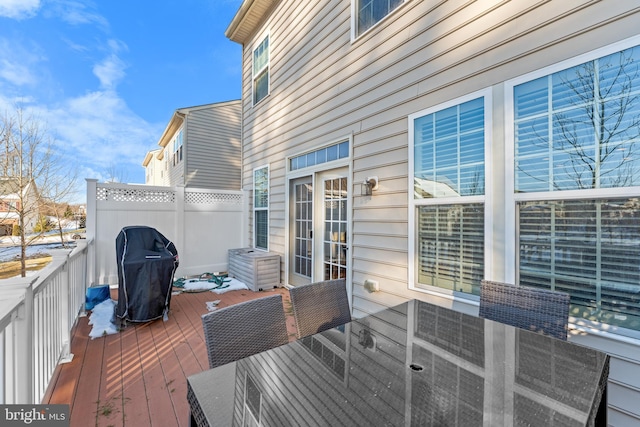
[0,0,243,201]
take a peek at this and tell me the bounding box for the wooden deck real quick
[43,287,296,427]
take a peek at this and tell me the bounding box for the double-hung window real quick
[409,90,490,296]
[354,0,404,37]
[254,165,269,250]
[172,129,183,166]
[509,42,640,333]
[253,34,269,105]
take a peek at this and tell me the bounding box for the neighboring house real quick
[0,177,38,236]
[226,1,640,423]
[144,100,242,190]
[142,148,164,186]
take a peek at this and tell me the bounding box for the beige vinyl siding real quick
[236,1,640,423]
[168,142,183,186]
[184,100,242,190]
[240,0,640,304]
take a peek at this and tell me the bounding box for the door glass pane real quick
[323,177,347,280]
[293,182,312,278]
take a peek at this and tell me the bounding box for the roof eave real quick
[157,111,186,149]
[225,0,278,44]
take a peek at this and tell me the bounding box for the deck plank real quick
[45,314,91,407]
[120,322,150,427]
[69,323,104,427]
[96,332,124,427]
[43,288,296,427]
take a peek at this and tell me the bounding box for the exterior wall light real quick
[361,176,379,196]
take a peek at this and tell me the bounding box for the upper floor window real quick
[172,129,183,166]
[253,34,269,105]
[409,91,490,296]
[355,0,404,37]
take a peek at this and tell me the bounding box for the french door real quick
[289,167,348,285]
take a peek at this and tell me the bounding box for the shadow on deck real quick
[43,287,296,427]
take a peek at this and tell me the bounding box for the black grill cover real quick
[115,226,179,322]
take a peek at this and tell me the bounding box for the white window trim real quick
[503,33,640,282]
[503,35,640,340]
[253,164,270,251]
[283,135,353,287]
[350,0,410,42]
[408,88,493,299]
[252,31,270,106]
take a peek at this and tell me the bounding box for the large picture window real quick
[253,34,269,105]
[254,166,269,250]
[410,92,489,296]
[511,43,640,332]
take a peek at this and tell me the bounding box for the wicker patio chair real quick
[201,294,288,369]
[479,279,571,340]
[289,278,351,339]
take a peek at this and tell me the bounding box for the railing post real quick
[75,239,89,317]
[175,184,185,276]
[85,178,98,286]
[2,278,36,403]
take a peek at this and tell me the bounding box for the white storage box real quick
[228,248,280,291]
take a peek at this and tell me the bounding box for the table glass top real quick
[188,299,609,426]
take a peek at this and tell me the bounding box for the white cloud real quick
[93,39,128,89]
[46,0,108,29]
[0,0,41,19]
[93,55,126,90]
[44,89,161,175]
[0,58,35,86]
[0,38,43,89]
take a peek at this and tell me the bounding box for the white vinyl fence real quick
[86,180,248,286]
[0,241,89,403]
[0,181,249,404]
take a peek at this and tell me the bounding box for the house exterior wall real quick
[231,1,640,423]
[149,101,242,190]
[143,149,164,186]
[184,100,242,190]
[0,183,39,235]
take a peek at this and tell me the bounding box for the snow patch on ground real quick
[88,299,118,339]
[181,277,249,294]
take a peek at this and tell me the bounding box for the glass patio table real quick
[187,299,609,426]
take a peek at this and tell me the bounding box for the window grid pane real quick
[254,167,269,250]
[414,98,485,199]
[514,45,640,192]
[253,36,269,104]
[417,204,484,295]
[290,141,349,172]
[519,198,640,331]
[357,0,404,36]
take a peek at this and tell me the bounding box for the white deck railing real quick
[0,239,90,404]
